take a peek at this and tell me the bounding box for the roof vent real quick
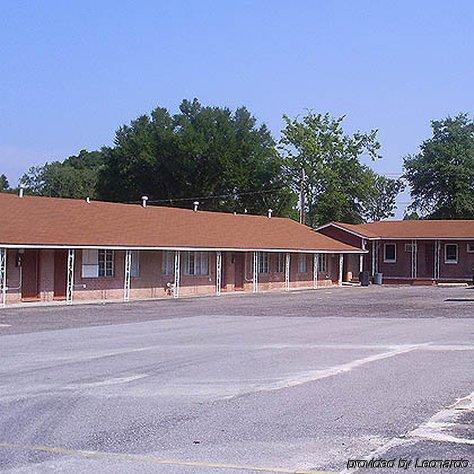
[86,197,91,203]
[141,196,149,208]
[267,209,273,218]
[193,201,199,212]
[18,185,24,198]
[244,209,248,214]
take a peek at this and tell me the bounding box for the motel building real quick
[0,192,364,307]
[318,221,474,284]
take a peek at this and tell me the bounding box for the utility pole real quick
[299,168,306,224]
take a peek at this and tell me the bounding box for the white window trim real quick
[467,243,474,253]
[162,251,174,275]
[444,244,458,264]
[81,249,114,278]
[298,253,307,273]
[318,254,328,273]
[98,250,114,277]
[82,249,99,278]
[276,253,285,273]
[184,251,209,276]
[258,252,269,274]
[383,243,397,263]
[131,250,140,278]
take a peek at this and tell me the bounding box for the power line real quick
[135,187,286,205]
[127,172,411,207]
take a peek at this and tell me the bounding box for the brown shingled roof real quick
[332,220,474,239]
[0,193,361,252]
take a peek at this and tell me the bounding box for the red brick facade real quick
[319,225,474,283]
[366,239,474,283]
[3,249,342,305]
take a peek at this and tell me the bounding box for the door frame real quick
[54,250,68,299]
[234,252,245,291]
[21,250,40,300]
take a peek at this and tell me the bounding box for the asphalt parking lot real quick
[0,286,473,473]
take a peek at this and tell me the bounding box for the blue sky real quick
[1,0,473,215]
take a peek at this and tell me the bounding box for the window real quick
[184,251,209,276]
[130,251,140,278]
[298,253,307,273]
[318,254,328,273]
[162,251,174,275]
[384,243,396,263]
[82,249,99,277]
[98,250,114,277]
[258,252,269,273]
[467,243,474,253]
[444,244,458,264]
[276,253,285,273]
[82,249,115,278]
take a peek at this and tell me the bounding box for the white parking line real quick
[227,344,428,398]
[408,391,474,445]
[339,391,474,473]
[65,374,149,389]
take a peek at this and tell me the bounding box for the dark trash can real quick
[374,272,383,285]
[359,271,370,287]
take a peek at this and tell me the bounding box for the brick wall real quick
[5,250,21,304]
[439,240,474,281]
[2,248,343,306]
[368,239,474,282]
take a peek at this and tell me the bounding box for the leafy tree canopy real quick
[403,211,420,220]
[20,150,103,199]
[279,112,403,226]
[364,172,405,222]
[97,99,294,215]
[0,174,10,192]
[404,113,474,219]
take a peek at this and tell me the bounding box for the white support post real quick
[66,249,75,305]
[371,241,376,277]
[375,242,379,274]
[252,251,258,293]
[436,240,441,281]
[338,254,343,286]
[173,251,181,298]
[411,239,418,279]
[285,252,290,291]
[0,248,7,308]
[216,251,222,296]
[415,240,418,278]
[123,250,132,302]
[360,240,365,274]
[313,253,318,289]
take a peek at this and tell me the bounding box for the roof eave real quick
[0,243,367,253]
[316,222,379,240]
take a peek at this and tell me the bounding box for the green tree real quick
[403,211,420,220]
[279,112,402,226]
[97,99,294,215]
[0,174,10,192]
[404,113,474,219]
[20,150,103,199]
[364,172,405,221]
